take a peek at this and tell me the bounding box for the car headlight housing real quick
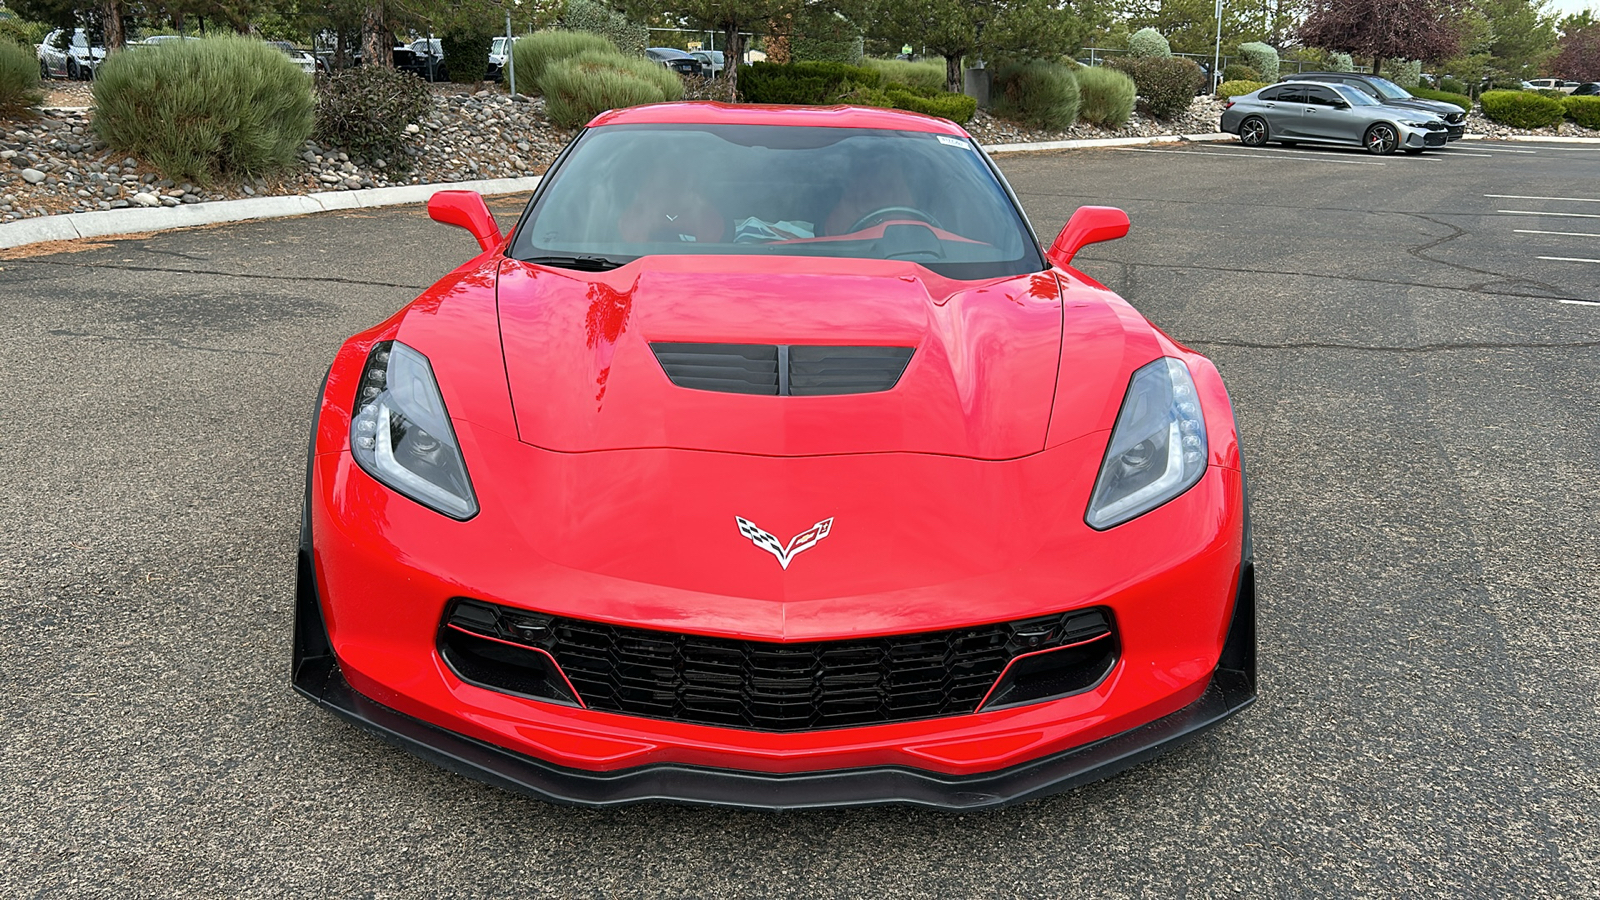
[1402,120,1431,127]
[350,341,478,520]
[1085,357,1208,530]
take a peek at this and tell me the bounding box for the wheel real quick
[67,57,80,80]
[1239,116,1269,147]
[40,58,50,80]
[1364,123,1398,155]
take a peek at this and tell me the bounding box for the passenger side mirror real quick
[1333,99,1349,109]
[428,190,504,253]
[1046,206,1130,269]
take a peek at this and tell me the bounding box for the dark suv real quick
[1296,72,1467,140]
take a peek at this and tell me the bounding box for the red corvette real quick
[293,102,1255,809]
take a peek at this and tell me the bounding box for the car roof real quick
[649,47,692,56]
[589,102,971,136]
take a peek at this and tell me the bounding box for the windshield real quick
[512,123,1043,280]
[1366,77,1411,101]
[1334,85,1381,106]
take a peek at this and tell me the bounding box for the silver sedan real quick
[1219,81,1451,155]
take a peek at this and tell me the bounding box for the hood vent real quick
[651,343,914,396]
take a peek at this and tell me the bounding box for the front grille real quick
[441,600,1117,732]
[1425,132,1448,147]
[650,342,913,396]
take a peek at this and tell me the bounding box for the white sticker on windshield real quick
[937,135,971,149]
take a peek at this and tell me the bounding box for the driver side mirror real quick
[1046,206,1130,269]
[1333,100,1350,109]
[428,190,504,253]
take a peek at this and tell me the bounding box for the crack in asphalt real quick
[1083,257,1584,303]
[19,259,427,290]
[1394,211,1571,298]
[46,328,284,357]
[1186,337,1600,352]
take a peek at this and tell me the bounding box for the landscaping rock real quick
[20,168,46,184]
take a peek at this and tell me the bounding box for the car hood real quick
[494,254,1125,460]
[1384,97,1461,117]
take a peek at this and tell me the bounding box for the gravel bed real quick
[965,95,1228,145]
[0,84,573,223]
[1462,109,1600,140]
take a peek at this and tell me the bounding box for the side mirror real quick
[1046,206,1130,269]
[428,190,503,253]
[1333,100,1350,109]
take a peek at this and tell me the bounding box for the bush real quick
[561,0,646,57]
[314,66,431,168]
[441,29,494,84]
[0,38,43,117]
[0,17,41,50]
[1076,65,1136,128]
[1216,79,1268,99]
[1221,63,1258,83]
[1237,42,1278,83]
[1411,87,1471,113]
[1479,90,1565,128]
[884,87,976,123]
[1565,95,1600,129]
[1330,52,1354,73]
[738,60,882,103]
[1108,55,1203,119]
[1384,59,1421,89]
[862,57,946,94]
[1439,75,1467,95]
[539,49,681,128]
[513,30,615,92]
[992,61,1079,129]
[1127,27,1171,58]
[1534,88,1565,99]
[92,35,312,183]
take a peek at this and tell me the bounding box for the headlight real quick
[1085,357,1208,530]
[1402,120,1431,127]
[350,341,478,520]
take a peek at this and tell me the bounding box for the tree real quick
[867,0,1082,93]
[1551,18,1600,80]
[1477,0,1557,80]
[1298,0,1465,75]
[627,0,804,94]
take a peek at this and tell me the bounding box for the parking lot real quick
[2,138,1598,897]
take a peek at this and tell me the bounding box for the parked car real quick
[1524,78,1581,93]
[38,28,105,80]
[268,40,317,75]
[394,38,447,81]
[1296,71,1467,140]
[136,34,198,46]
[293,102,1255,810]
[1221,81,1451,155]
[1572,82,1600,97]
[690,49,725,77]
[488,35,515,82]
[646,47,703,76]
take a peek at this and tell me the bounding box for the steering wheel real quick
[848,206,942,234]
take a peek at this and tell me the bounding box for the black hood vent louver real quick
[651,342,913,396]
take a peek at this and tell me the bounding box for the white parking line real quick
[1486,194,1600,203]
[1559,299,1600,306]
[1499,209,1600,218]
[1444,152,1497,157]
[1538,256,1600,264]
[1514,229,1600,237]
[1115,147,1386,166]
[1467,147,1538,154]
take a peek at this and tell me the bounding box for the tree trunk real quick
[725,23,743,99]
[945,55,961,94]
[102,0,124,51]
[1372,56,1382,77]
[362,3,390,69]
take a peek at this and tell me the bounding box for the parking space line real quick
[1467,147,1538,153]
[1115,147,1386,166]
[1514,229,1600,237]
[1559,299,1600,306]
[1444,152,1496,157]
[1486,194,1600,203]
[1499,209,1600,218]
[1537,256,1600,264]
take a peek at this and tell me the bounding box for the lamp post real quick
[1213,0,1223,89]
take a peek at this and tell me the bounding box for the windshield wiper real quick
[522,254,629,271]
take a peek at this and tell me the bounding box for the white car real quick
[268,41,317,75]
[691,50,725,77]
[38,28,105,80]
[1524,78,1580,94]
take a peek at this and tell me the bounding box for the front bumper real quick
[294,537,1257,809]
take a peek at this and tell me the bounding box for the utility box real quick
[963,67,992,108]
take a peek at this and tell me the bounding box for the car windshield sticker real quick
[937,135,971,149]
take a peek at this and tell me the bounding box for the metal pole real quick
[1213,0,1223,88]
[505,11,515,95]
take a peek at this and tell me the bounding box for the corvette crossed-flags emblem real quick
[735,516,834,570]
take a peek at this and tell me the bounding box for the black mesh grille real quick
[441,600,1116,732]
[650,343,913,396]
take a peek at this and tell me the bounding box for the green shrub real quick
[1076,65,1136,128]
[1330,52,1354,72]
[1127,27,1171,58]
[314,66,431,167]
[1384,59,1421,88]
[1534,87,1565,99]
[1237,42,1278,83]
[1221,63,1258,83]
[1565,95,1600,129]
[792,7,863,64]
[92,35,312,183]
[1216,79,1268,99]
[561,0,647,57]
[0,17,41,50]
[1439,75,1467,95]
[992,61,1079,130]
[539,49,681,128]
[0,38,43,117]
[862,57,946,94]
[1108,55,1203,119]
[513,30,615,92]
[1480,90,1565,128]
[884,87,975,123]
[1411,87,1471,113]
[441,29,494,84]
[738,60,882,103]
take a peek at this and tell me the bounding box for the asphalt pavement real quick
[2,140,1598,898]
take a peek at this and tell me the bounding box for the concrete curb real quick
[0,176,544,251]
[1461,133,1600,144]
[985,132,1235,154]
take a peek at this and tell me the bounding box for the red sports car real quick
[294,102,1255,809]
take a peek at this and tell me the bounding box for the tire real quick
[1239,116,1269,147]
[67,58,80,81]
[40,59,50,80]
[1364,122,1399,155]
